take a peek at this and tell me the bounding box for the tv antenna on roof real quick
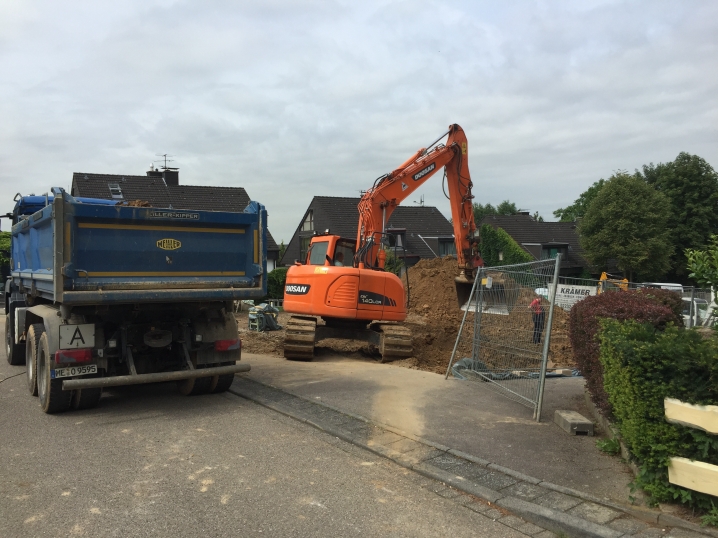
[154,153,179,171]
[413,194,425,206]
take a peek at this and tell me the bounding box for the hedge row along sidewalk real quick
[569,288,683,420]
[230,376,717,538]
[599,320,718,516]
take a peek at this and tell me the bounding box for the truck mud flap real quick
[61,363,250,390]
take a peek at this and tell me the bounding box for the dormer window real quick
[301,210,314,232]
[108,183,123,199]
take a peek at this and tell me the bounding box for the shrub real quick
[266,267,288,299]
[599,319,718,509]
[479,224,533,266]
[569,291,681,418]
[635,287,684,321]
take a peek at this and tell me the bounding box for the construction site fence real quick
[446,256,562,422]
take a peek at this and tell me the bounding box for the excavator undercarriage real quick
[283,316,413,363]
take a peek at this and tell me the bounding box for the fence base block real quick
[554,410,594,436]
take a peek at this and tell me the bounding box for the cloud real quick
[0,0,716,240]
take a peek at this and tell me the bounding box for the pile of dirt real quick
[402,257,574,374]
[116,200,152,207]
[236,257,573,375]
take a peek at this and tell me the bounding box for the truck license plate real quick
[51,365,98,379]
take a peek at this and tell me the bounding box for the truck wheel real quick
[209,362,236,394]
[177,374,212,396]
[5,314,26,366]
[37,331,72,414]
[72,388,103,410]
[26,323,44,396]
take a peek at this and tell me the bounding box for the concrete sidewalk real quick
[237,352,715,537]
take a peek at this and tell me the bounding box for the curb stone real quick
[230,376,716,538]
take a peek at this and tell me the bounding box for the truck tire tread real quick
[37,331,72,414]
[26,323,44,396]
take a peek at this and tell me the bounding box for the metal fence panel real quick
[445,257,561,422]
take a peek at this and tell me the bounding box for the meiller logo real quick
[285,284,311,295]
[413,162,435,181]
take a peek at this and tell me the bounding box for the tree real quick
[686,235,718,304]
[478,224,533,266]
[0,231,10,267]
[278,240,287,261]
[579,173,673,281]
[473,200,519,223]
[639,153,718,280]
[553,179,606,222]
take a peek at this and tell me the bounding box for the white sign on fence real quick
[550,284,598,311]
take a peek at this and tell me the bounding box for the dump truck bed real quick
[10,191,267,305]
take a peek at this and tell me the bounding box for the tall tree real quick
[579,173,673,281]
[639,152,718,280]
[553,179,606,222]
[473,200,519,223]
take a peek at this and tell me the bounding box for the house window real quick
[300,236,311,262]
[438,239,456,257]
[108,183,123,199]
[541,245,568,260]
[301,211,314,232]
[386,228,406,249]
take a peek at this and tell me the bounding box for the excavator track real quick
[373,324,413,363]
[283,316,317,361]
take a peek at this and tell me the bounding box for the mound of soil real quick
[237,257,573,375]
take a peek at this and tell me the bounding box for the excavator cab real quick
[301,234,356,267]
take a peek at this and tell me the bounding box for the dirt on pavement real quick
[238,257,573,374]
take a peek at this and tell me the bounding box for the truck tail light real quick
[55,349,93,364]
[214,339,241,351]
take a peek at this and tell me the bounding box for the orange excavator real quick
[282,124,483,361]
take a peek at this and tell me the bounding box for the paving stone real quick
[473,471,518,491]
[430,453,476,469]
[501,481,548,501]
[364,430,404,447]
[533,531,560,538]
[465,500,492,514]
[633,528,667,537]
[401,447,445,463]
[481,508,505,520]
[568,501,623,524]
[385,437,425,454]
[667,529,711,538]
[608,516,649,535]
[533,490,583,511]
[499,515,530,530]
[516,521,548,535]
[434,486,462,499]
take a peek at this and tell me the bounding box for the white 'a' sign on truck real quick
[550,284,598,311]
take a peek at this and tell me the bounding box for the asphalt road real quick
[0,318,533,538]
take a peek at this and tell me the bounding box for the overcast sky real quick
[1,0,717,243]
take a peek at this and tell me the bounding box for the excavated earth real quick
[238,257,573,375]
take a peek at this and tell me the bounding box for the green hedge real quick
[478,224,533,266]
[266,267,288,299]
[569,291,681,419]
[599,319,718,508]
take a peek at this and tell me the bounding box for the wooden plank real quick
[668,457,718,496]
[664,398,718,434]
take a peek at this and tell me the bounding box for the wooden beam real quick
[669,457,718,497]
[664,398,718,434]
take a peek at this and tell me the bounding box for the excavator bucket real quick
[456,274,512,314]
[455,275,475,309]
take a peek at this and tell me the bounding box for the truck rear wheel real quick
[26,323,44,396]
[37,331,72,414]
[5,314,26,366]
[209,362,236,393]
[72,388,103,410]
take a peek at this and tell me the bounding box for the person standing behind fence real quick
[530,297,545,344]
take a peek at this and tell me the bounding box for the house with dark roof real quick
[71,168,281,270]
[479,213,588,276]
[280,196,455,267]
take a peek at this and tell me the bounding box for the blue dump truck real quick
[5,188,267,413]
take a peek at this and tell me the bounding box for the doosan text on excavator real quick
[282,124,484,362]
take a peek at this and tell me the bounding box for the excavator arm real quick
[355,124,483,286]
